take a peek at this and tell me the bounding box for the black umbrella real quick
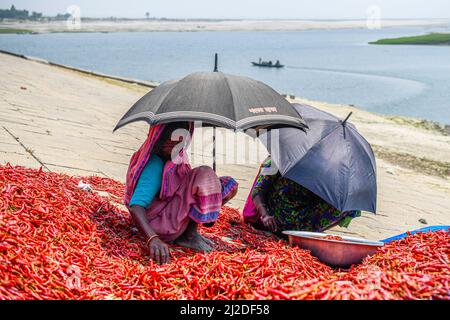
[261,103,377,213]
[113,78,305,131]
[114,54,307,170]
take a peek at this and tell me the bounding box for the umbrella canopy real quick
[113,71,307,132]
[261,103,377,213]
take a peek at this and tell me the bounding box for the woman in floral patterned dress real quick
[242,156,361,234]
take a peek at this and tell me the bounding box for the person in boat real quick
[242,156,360,234]
[268,60,273,66]
[125,122,238,264]
[275,60,280,66]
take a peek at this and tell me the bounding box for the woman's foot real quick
[175,232,213,252]
[198,233,215,246]
[175,219,215,251]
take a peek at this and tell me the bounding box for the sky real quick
[1,0,449,19]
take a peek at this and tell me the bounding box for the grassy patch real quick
[66,68,151,93]
[370,33,450,45]
[0,27,34,34]
[372,145,450,178]
[384,115,449,136]
[99,76,151,93]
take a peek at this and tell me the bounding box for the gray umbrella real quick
[261,103,377,213]
[113,71,306,132]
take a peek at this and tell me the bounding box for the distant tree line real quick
[54,13,71,21]
[0,5,73,21]
[0,5,43,20]
[1,5,239,22]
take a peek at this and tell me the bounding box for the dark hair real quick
[160,122,189,141]
[164,121,189,132]
[154,122,190,152]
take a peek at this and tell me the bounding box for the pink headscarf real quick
[124,122,194,207]
[242,162,265,228]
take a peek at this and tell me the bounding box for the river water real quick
[1,25,449,123]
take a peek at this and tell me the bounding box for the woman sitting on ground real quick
[125,122,238,265]
[243,156,360,234]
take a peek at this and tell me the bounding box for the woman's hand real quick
[148,237,170,265]
[253,194,278,232]
[129,205,171,264]
[261,211,278,232]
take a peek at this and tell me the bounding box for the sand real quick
[0,52,449,241]
[1,19,449,33]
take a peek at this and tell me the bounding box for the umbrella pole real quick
[212,126,216,172]
[214,53,218,72]
[213,53,218,171]
[341,112,353,139]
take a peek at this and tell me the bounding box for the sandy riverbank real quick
[1,18,449,33]
[0,52,449,241]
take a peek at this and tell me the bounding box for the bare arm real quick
[130,205,157,239]
[252,194,268,216]
[252,195,278,232]
[251,157,278,232]
[130,205,170,264]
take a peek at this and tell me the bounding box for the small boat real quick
[252,59,284,68]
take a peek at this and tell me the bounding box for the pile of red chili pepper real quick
[1,164,449,300]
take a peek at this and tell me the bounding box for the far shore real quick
[1,18,449,33]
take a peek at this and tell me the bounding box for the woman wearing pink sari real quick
[125,122,238,264]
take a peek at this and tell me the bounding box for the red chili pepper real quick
[1,164,449,300]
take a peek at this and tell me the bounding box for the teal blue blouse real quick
[129,154,165,208]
